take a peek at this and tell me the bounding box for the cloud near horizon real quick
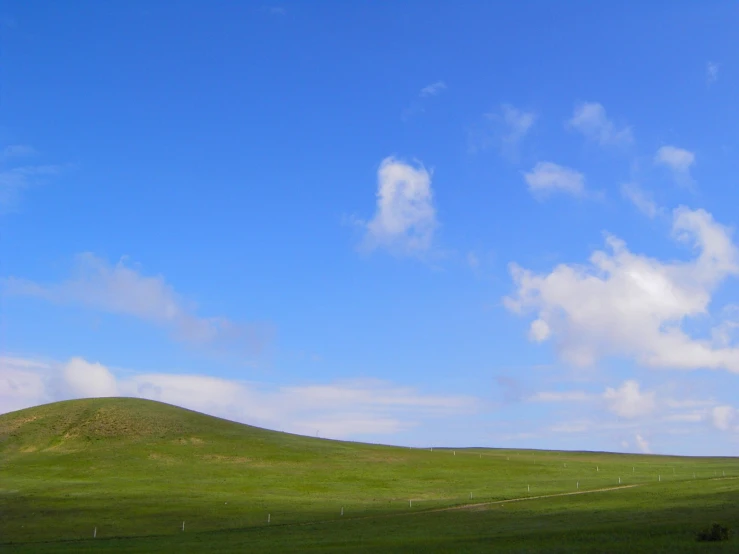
[0,355,479,440]
[603,380,656,418]
[523,377,729,453]
[711,405,737,432]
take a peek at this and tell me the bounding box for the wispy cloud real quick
[567,102,633,146]
[469,104,536,160]
[706,61,719,85]
[526,378,722,453]
[0,356,480,439]
[634,433,651,453]
[2,144,37,159]
[528,390,593,403]
[621,183,660,218]
[419,81,447,98]
[655,145,695,187]
[0,144,63,213]
[500,104,536,147]
[505,206,739,372]
[402,81,447,120]
[531,380,710,421]
[3,253,271,357]
[522,162,586,198]
[358,157,436,255]
[263,5,286,16]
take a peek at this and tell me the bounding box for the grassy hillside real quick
[1,398,738,552]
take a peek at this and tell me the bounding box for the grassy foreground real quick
[1,398,737,552]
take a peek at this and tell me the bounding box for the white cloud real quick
[419,81,447,97]
[655,146,695,186]
[0,357,51,413]
[635,433,650,453]
[522,162,585,198]
[707,62,719,85]
[567,102,633,146]
[467,252,480,269]
[0,356,479,440]
[621,183,659,218]
[712,405,737,431]
[362,157,436,254]
[504,206,739,372]
[62,357,119,398]
[3,253,270,355]
[529,318,551,342]
[603,380,656,418]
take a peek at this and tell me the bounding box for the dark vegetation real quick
[696,522,731,542]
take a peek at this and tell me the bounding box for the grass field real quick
[1,398,737,552]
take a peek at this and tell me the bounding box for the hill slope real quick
[1,398,738,552]
[0,397,306,453]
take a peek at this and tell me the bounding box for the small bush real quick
[696,522,731,542]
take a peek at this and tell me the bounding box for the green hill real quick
[1,398,738,553]
[0,397,309,451]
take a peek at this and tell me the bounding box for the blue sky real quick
[2,1,739,455]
